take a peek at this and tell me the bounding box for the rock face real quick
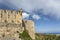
[0,9,35,40]
[23,20,35,39]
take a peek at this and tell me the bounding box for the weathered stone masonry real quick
[0,9,35,40]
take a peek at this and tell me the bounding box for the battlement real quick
[0,9,22,24]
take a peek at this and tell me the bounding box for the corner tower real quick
[23,20,35,39]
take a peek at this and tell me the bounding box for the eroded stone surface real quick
[23,20,35,39]
[0,22,23,40]
[0,36,21,40]
[0,9,35,40]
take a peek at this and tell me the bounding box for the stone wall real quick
[0,9,35,40]
[0,9,23,40]
[0,23,23,40]
[23,20,35,39]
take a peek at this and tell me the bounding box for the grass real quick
[19,30,60,40]
[20,30,32,40]
[35,33,60,40]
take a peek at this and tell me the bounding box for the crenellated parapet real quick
[0,9,22,24]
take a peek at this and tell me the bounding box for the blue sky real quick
[0,0,60,33]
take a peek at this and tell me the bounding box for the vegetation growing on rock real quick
[20,30,32,40]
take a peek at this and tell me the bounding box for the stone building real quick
[0,9,35,40]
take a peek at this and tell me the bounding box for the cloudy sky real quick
[0,0,60,33]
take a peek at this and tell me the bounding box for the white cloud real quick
[32,14,40,20]
[1,0,60,19]
[0,0,3,3]
[22,12,30,20]
[7,0,60,19]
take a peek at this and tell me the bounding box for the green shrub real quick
[20,30,32,40]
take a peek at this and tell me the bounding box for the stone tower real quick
[23,20,35,39]
[0,9,23,40]
[0,9,35,40]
